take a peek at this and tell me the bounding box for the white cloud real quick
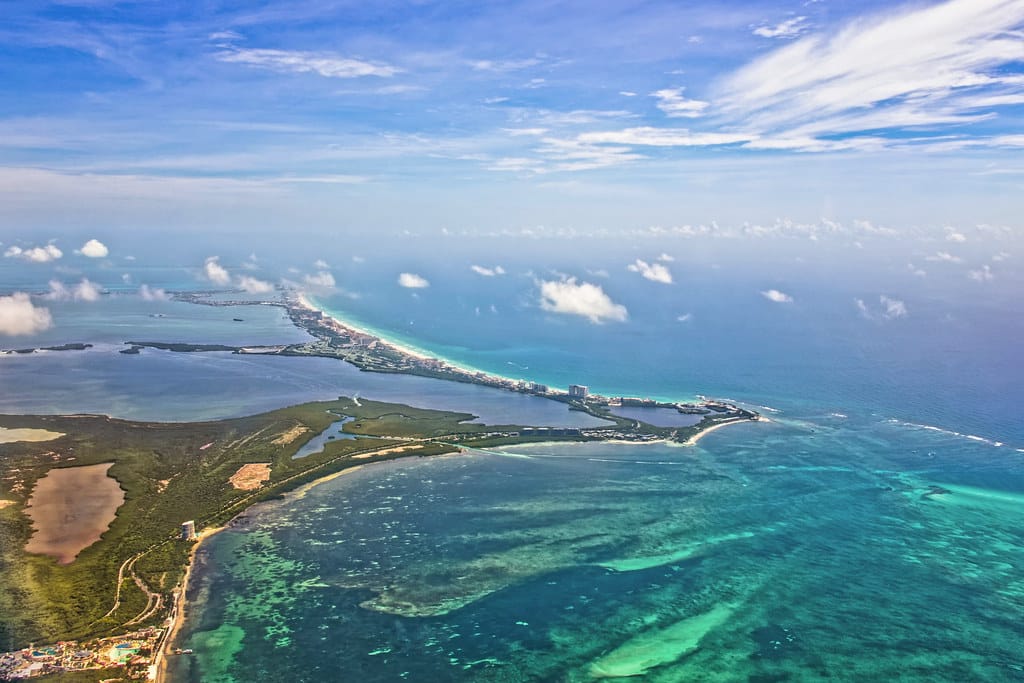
[992,251,1011,262]
[650,88,709,118]
[470,57,543,72]
[717,0,1024,146]
[925,251,963,263]
[304,271,336,288]
[217,48,398,79]
[677,313,693,323]
[761,289,793,303]
[470,265,505,277]
[314,259,329,269]
[753,16,809,39]
[538,278,628,324]
[203,256,232,285]
[44,278,102,302]
[946,231,967,242]
[237,275,274,294]
[0,292,52,336]
[854,298,871,318]
[138,284,170,301]
[398,272,430,288]
[907,263,927,277]
[627,258,673,284]
[968,264,995,281]
[4,244,63,263]
[858,295,909,319]
[880,295,908,319]
[657,253,675,262]
[79,238,109,258]
[578,127,749,147]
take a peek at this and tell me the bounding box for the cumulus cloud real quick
[627,258,673,284]
[657,253,675,262]
[857,295,908,320]
[314,259,329,269]
[968,264,994,281]
[4,244,63,263]
[470,265,506,277]
[538,278,628,324]
[907,263,927,277]
[44,278,102,302]
[237,275,274,294]
[926,251,963,263]
[677,313,693,323]
[651,88,708,118]
[303,271,336,288]
[138,284,170,301]
[203,256,232,285]
[880,295,908,319]
[761,289,793,303]
[0,292,53,336]
[79,239,109,258]
[946,231,967,243]
[854,298,871,318]
[398,272,430,288]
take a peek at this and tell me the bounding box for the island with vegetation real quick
[0,288,762,680]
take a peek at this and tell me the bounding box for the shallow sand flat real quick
[0,427,64,444]
[24,463,125,564]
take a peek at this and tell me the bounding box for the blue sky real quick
[1,0,1024,239]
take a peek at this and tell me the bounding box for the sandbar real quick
[0,427,64,444]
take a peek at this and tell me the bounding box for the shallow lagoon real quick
[0,349,610,426]
[168,408,1024,682]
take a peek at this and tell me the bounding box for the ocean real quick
[2,250,1022,680]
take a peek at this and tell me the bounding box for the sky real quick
[0,0,1023,241]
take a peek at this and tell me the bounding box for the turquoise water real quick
[3,252,1023,680]
[169,411,1024,681]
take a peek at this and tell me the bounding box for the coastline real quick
[152,524,227,682]
[151,453,419,683]
[681,416,767,446]
[297,293,531,390]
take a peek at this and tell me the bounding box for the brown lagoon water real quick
[24,463,124,564]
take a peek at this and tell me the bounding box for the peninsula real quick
[0,291,762,681]
[0,388,760,681]
[168,289,761,444]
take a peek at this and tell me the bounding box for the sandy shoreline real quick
[152,455,402,682]
[297,293,545,391]
[152,523,228,682]
[681,416,766,446]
